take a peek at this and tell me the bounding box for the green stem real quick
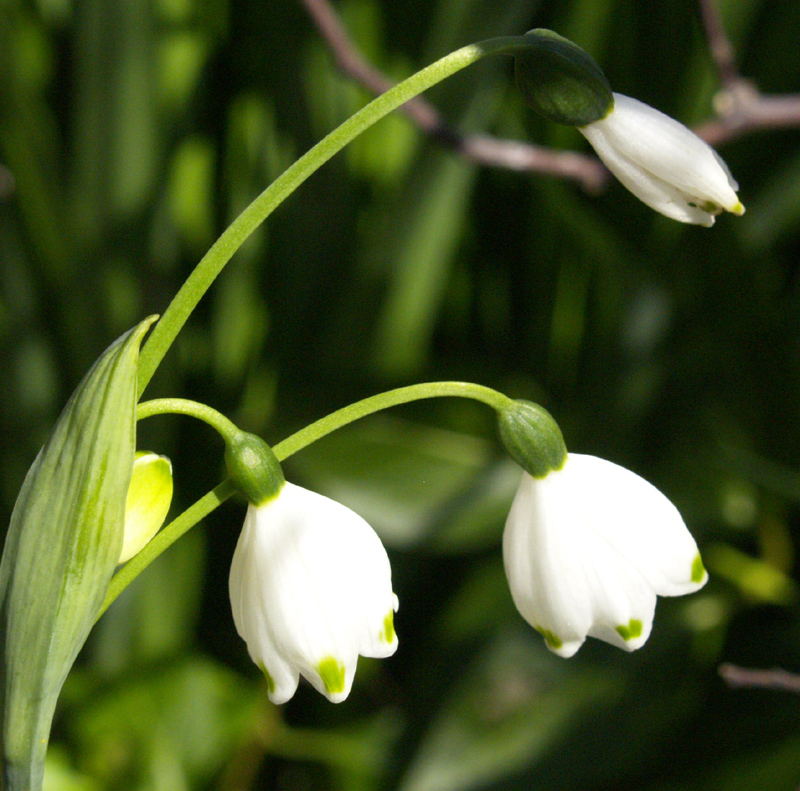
[97,399,240,615]
[136,35,534,394]
[99,478,237,618]
[137,398,240,442]
[102,382,510,612]
[273,381,513,461]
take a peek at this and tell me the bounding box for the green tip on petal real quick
[691,554,707,584]
[258,662,276,695]
[615,619,643,641]
[380,611,396,644]
[535,626,563,650]
[317,657,346,696]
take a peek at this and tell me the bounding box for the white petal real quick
[503,457,707,657]
[606,95,740,208]
[563,455,707,597]
[581,93,744,224]
[580,123,717,225]
[504,471,657,656]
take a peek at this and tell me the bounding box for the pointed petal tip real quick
[548,638,584,659]
[688,553,709,591]
[534,625,584,658]
[614,618,649,651]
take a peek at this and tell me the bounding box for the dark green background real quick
[2,0,800,788]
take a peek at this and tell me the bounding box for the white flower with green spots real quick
[580,93,744,226]
[228,482,398,704]
[503,454,707,658]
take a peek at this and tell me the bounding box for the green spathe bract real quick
[497,400,568,479]
[0,316,156,791]
[514,28,613,127]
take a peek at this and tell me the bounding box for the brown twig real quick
[696,0,800,146]
[302,0,800,189]
[719,663,800,694]
[698,0,740,87]
[299,0,608,193]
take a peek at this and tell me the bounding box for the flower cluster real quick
[223,61,727,700]
[226,413,706,702]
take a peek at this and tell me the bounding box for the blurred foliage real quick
[2,0,800,788]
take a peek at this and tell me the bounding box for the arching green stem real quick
[137,398,240,443]
[100,382,513,613]
[136,35,535,394]
[273,381,513,460]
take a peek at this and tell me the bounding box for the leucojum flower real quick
[226,432,398,704]
[579,93,745,226]
[513,29,744,226]
[498,401,707,657]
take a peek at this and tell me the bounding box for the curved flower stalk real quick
[503,454,707,658]
[580,93,744,225]
[229,483,398,704]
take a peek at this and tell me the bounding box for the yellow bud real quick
[119,451,173,563]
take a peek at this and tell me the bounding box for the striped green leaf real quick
[0,316,156,791]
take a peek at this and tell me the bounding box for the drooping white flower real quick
[503,454,707,658]
[228,482,398,704]
[580,93,744,226]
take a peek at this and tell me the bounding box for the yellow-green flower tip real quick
[691,553,707,584]
[119,451,173,563]
[317,657,346,696]
[258,662,276,695]
[380,611,396,644]
[615,619,643,642]
[535,625,563,650]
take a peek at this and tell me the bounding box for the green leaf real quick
[398,633,617,791]
[0,316,156,791]
[69,657,256,789]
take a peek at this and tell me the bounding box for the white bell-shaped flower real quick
[503,454,707,658]
[228,482,398,704]
[580,93,744,226]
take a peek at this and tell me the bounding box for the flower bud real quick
[119,451,174,564]
[580,93,744,225]
[514,29,613,127]
[224,431,285,506]
[497,400,567,479]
